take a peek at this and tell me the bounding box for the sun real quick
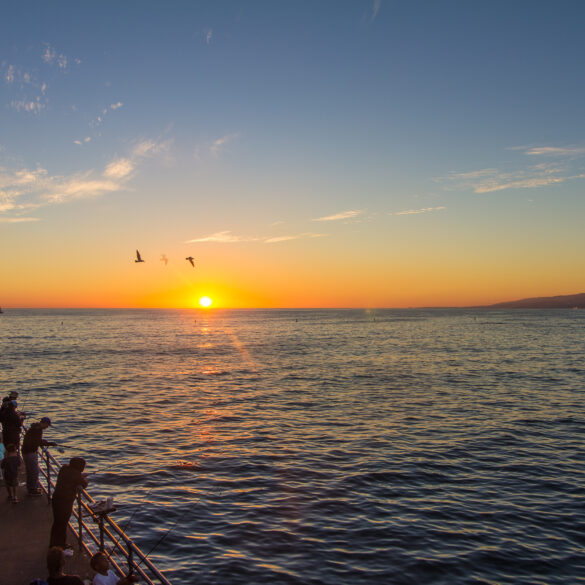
[199,296,213,308]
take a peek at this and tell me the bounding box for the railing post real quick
[99,515,105,551]
[77,490,83,549]
[46,450,52,504]
[127,538,134,578]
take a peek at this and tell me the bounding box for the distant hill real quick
[488,292,585,309]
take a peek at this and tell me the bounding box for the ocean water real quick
[1,308,585,585]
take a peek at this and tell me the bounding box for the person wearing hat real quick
[22,416,56,496]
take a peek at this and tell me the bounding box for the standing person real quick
[1,390,19,409]
[1,443,21,503]
[22,416,56,496]
[0,397,23,449]
[46,546,84,585]
[49,457,88,549]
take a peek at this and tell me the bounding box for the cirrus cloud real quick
[0,137,171,221]
[312,209,364,222]
[441,144,585,194]
[390,206,446,216]
[185,231,259,244]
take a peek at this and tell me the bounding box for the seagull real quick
[185,256,195,268]
[135,250,145,263]
[161,254,168,266]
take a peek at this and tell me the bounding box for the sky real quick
[1,0,585,308]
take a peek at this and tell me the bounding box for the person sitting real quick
[46,546,84,585]
[90,551,138,585]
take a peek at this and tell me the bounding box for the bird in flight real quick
[186,256,195,267]
[161,254,168,266]
[135,250,145,263]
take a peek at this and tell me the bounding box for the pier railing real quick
[39,447,172,585]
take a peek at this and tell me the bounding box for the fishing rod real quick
[107,487,155,556]
[114,520,179,585]
[16,388,32,417]
[132,520,179,572]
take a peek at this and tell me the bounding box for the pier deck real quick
[0,490,92,585]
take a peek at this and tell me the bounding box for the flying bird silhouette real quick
[135,250,145,263]
[161,254,168,266]
[186,256,195,268]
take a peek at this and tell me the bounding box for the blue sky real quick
[2,1,585,307]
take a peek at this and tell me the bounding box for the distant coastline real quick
[485,292,585,309]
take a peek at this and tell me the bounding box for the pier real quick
[0,489,91,584]
[0,447,172,585]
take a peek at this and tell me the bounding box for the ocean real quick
[1,308,584,584]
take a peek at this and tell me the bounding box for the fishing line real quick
[92,455,147,475]
[133,520,179,570]
[107,487,155,556]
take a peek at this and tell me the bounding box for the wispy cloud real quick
[445,167,583,194]
[43,175,121,204]
[3,44,79,116]
[264,233,327,244]
[205,28,213,45]
[210,133,239,157]
[186,231,327,245]
[312,209,364,222]
[371,0,381,21]
[185,231,259,244]
[390,206,446,216]
[103,158,134,179]
[0,138,170,220]
[88,101,125,130]
[132,139,171,158]
[509,145,585,157]
[0,216,40,223]
[42,44,69,69]
[5,65,15,83]
[442,145,585,194]
[10,99,45,114]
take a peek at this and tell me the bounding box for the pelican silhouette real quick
[185,256,195,267]
[135,250,145,263]
[161,254,168,266]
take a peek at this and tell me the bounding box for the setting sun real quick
[199,296,213,308]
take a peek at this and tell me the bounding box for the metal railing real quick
[39,447,172,585]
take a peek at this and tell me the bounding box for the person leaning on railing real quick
[49,457,89,550]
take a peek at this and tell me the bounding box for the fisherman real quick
[49,457,89,549]
[0,390,24,419]
[22,416,56,496]
[0,396,23,449]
